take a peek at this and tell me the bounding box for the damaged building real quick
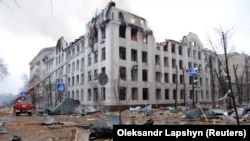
[29,2,222,111]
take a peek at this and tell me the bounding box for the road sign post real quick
[189,67,198,108]
[56,83,65,115]
[98,72,108,119]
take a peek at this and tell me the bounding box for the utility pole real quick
[209,56,216,108]
[183,67,186,106]
[192,75,195,108]
[222,32,239,125]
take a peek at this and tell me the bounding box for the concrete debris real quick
[10,135,22,141]
[186,108,201,119]
[169,108,182,114]
[0,122,5,126]
[129,106,141,113]
[0,128,7,134]
[130,105,153,116]
[40,116,54,125]
[40,98,80,115]
[108,115,122,125]
[211,108,225,115]
[88,122,113,140]
[143,119,154,125]
[75,105,100,116]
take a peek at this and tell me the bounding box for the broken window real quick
[188,62,192,68]
[156,89,161,100]
[205,78,208,86]
[119,67,126,80]
[164,57,168,67]
[142,51,147,63]
[94,69,98,80]
[72,76,75,86]
[191,41,196,47]
[119,24,126,38]
[68,50,71,59]
[76,90,79,100]
[200,77,202,86]
[119,87,126,100]
[173,89,177,100]
[88,71,91,81]
[131,27,137,41]
[171,43,175,53]
[77,45,80,53]
[88,89,91,101]
[142,88,149,100]
[172,59,176,68]
[76,75,79,84]
[156,72,161,83]
[198,64,202,73]
[101,67,106,73]
[164,43,168,52]
[198,51,201,60]
[180,90,184,99]
[131,66,137,81]
[101,47,106,61]
[94,50,98,63]
[119,12,124,21]
[200,90,203,99]
[88,53,91,66]
[165,89,169,100]
[188,48,191,57]
[194,63,197,68]
[94,88,98,101]
[72,62,75,72]
[142,34,147,43]
[179,75,183,84]
[81,90,84,101]
[142,70,148,81]
[72,91,75,99]
[68,77,70,86]
[100,24,106,40]
[76,60,79,71]
[190,90,193,99]
[193,50,196,59]
[72,48,75,56]
[179,60,183,69]
[81,58,84,71]
[172,74,176,84]
[155,55,160,66]
[81,73,84,84]
[179,46,182,55]
[68,64,71,73]
[164,73,169,83]
[131,88,138,100]
[131,49,137,62]
[119,47,126,60]
[67,91,70,98]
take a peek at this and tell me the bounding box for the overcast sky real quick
[0,0,250,96]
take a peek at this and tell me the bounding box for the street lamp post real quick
[192,76,195,108]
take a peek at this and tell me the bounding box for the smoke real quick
[0,0,133,43]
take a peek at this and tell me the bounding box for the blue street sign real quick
[56,83,65,93]
[189,67,198,76]
[21,91,27,98]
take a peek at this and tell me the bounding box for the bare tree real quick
[0,58,9,81]
[206,26,240,125]
[109,65,132,124]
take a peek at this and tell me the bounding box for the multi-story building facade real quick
[33,2,217,110]
[29,47,55,107]
[219,52,250,104]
